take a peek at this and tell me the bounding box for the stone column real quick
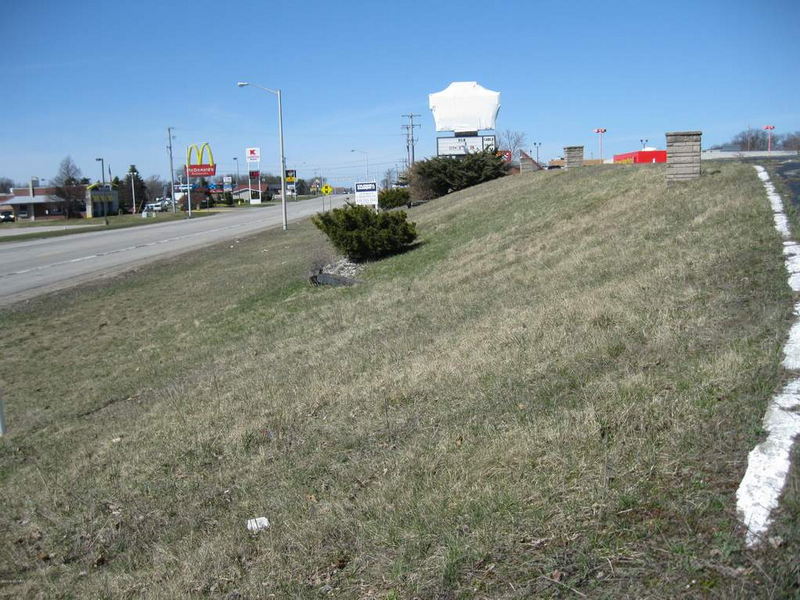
[564,146,584,169]
[666,131,702,182]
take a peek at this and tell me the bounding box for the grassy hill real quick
[1,162,797,597]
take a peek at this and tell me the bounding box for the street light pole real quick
[130,166,138,214]
[95,157,105,185]
[233,157,240,184]
[167,126,177,213]
[531,142,541,164]
[351,149,369,180]
[237,81,288,231]
[593,129,607,161]
[640,138,648,150]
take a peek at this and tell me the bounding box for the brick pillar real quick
[666,131,702,182]
[564,146,584,169]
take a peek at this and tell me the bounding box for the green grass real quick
[0,212,214,243]
[0,162,796,597]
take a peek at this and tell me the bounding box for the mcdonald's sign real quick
[186,143,216,177]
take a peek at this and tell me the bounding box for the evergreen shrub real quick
[408,150,507,202]
[312,204,417,262]
[378,188,410,210]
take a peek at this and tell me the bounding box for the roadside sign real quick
[321,184,333,195]
[186,143,216,176]
[354,181,378,208]
[223,183,233,192]
[223,176,232,183]
[246,147,261,163]
[285,169,296,183]
[249,170,260,178]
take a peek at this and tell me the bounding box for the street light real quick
[351,149,369,180]
[593,129,607,161]
[233,157,240,185]
[237,81,287,231]
[95,157,105,185]
[129,165,139,214]
[531,142,542,164]
[640,138,648,150]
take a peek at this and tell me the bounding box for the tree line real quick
[711,128,800,152]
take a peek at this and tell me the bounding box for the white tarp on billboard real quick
[429,82,501,133]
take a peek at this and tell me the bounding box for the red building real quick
[613,150,667,164]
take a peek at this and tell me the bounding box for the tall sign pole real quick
[185,147,192,218]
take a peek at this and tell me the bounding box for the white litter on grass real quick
[736,166,800,547]
[246,517,270,532]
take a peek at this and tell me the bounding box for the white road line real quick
[736,165,800,547]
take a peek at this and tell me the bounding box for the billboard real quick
[437,135,496,156]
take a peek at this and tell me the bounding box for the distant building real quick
[519,150,544,173]
[85,183,119,218]
[0,185,85,220]
[613,149,667,164]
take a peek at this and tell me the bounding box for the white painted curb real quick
[736,166,800,547]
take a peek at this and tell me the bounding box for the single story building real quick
[0,186,83,221]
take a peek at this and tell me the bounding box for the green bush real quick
[312,204,417,262]
[408,150,507,202]
[378,187,410,210]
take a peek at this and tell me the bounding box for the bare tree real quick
[0,177,13,193]
[144,175,165,200]
[731,128,769,151]
[781,132,800,151]
[381,168,395,190]
[52,156,85,218]
[497,129,528,160]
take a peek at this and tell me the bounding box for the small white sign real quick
[246,147,261,163]
[223,176,232,183]
[354,181,378,208]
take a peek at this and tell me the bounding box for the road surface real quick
[0,195,348,306]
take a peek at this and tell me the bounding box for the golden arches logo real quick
[186,142,217,176]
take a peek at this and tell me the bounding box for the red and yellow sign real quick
[186,143,216,177]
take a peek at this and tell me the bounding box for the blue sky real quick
[1,0,798,187]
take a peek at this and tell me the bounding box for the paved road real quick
[773,159,800,207]
[0,195,348,306]
[0,223,103,238]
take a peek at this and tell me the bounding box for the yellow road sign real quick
[321,184,333,195]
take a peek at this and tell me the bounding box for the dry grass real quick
[0,162,795,598]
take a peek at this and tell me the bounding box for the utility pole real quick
[167,127,177,213]
[402,113,421,168]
